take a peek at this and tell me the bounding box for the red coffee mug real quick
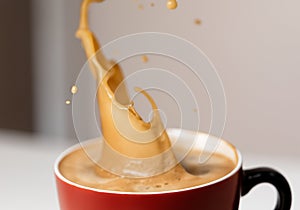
[55,129,292,210]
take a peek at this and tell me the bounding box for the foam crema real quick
[58,129,239,192]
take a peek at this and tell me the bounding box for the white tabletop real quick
[0,131,298,210]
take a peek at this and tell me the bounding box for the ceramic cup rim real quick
[54,128,242,195]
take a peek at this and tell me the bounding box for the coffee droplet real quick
[194,18,202,25]
[150,2,155,7]
[141,55,149,63]
[71,85,78,94]
[138,4,144,10]
[65,100,71,105]
[167,0,177,10]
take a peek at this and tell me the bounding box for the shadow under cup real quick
[54,129,292,210]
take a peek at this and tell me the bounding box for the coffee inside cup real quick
[59,129,238,192]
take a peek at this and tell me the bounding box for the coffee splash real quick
[76,0,181,177]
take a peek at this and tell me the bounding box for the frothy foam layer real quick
[59,140,236,192]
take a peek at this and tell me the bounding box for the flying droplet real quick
[138,4,144,10]
[150,2,155,7]
[141,55,149,63]
[167,0,177,10]
[194,18,202,25]
[71,85,78,94]
[65,100,71,105]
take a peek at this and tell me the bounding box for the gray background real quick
[32,0,300,156]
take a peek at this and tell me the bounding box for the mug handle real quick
[242,167,292,210]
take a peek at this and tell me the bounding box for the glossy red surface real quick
[56,168,242,210]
